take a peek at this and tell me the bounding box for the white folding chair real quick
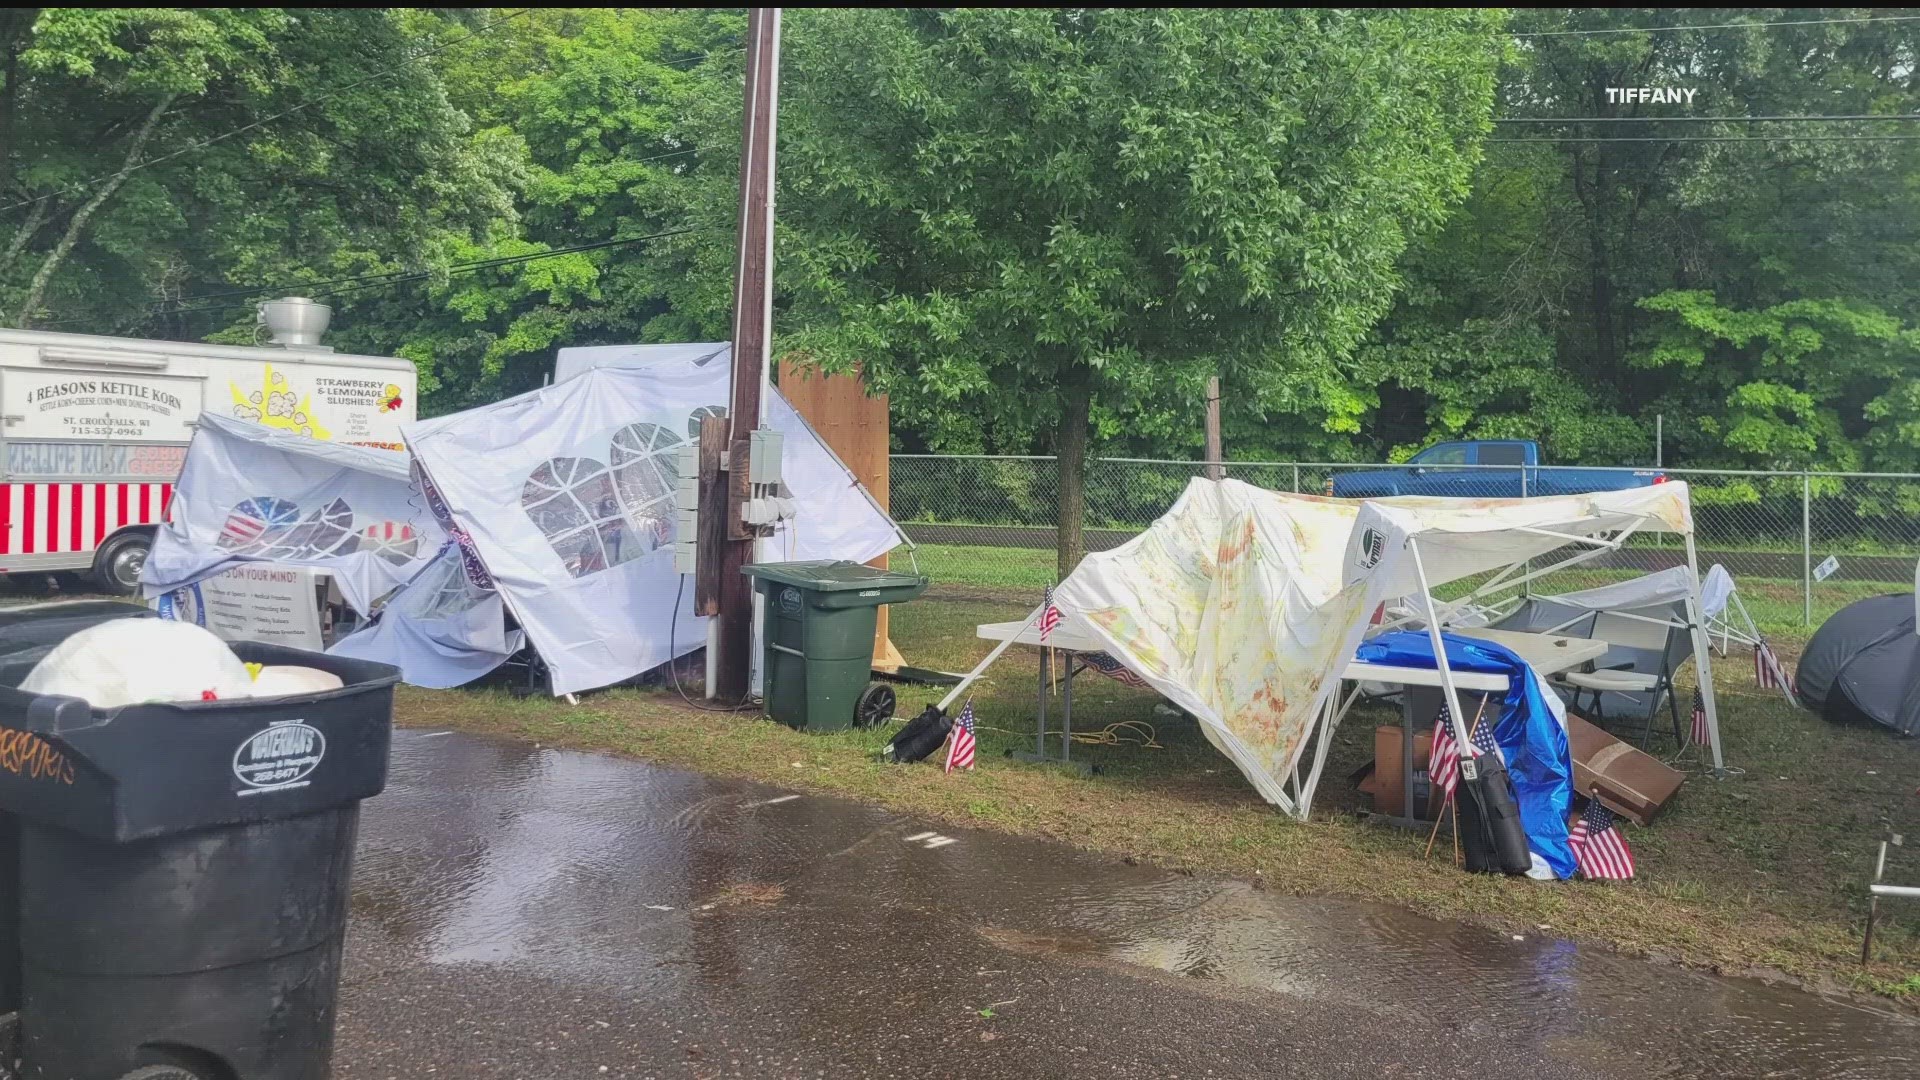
[1557,609,1690,746]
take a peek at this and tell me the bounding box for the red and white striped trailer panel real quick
[0,482,172,559]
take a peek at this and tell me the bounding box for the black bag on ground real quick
[1456,755,1533,875]
[883,705,952,763]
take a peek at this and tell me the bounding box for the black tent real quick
[1795,593,1920,736]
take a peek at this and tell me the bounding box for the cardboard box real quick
[1566,713,1686,826]
[1357,726,1443,820]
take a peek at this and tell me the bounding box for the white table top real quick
[976,618,1108,653]
[1449,626,1608,677]
[975,618,1607,693]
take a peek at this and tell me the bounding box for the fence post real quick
[1802,471,1813,626]
[1293,464,1300,493]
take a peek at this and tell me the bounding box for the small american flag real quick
[1038,585,1062,641]
[1084,651,1150,690]
[1469,711,1504,764]
[945,699,977,773]
[1569,799,1635,880]
[1691,685,1709,748]
[1429,700,1460,800]
[1755,640,1787,691]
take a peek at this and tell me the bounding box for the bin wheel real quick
[0,1010,18,1080]
[855,682,897,728]
[119,1067,203,1080]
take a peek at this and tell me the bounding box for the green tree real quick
[325,7,738,412]
[1353,7,1920,477]
[730,8,1505,575]
[0,8,514,334]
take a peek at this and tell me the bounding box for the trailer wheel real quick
[92,531,152,594]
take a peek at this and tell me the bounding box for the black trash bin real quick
[0,602,399,1080]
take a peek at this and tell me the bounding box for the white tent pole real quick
[1295,687,1354,819]
[1437,518,1650,619]
[1408,539,1474,749]
[936,602,1048,714]
[1683,532,1725,773]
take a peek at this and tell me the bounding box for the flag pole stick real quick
[1423,793,1450,859]
[1422,698,1486,861]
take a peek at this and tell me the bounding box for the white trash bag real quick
[249,666,344,699]
[21,619,256,709]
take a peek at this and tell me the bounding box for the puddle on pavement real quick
[352,731,1920,1079]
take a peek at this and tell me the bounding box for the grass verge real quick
[401,568,1920,1009]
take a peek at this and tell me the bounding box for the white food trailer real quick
[0,298,416,592]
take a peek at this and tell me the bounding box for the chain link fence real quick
[891,455,1920,627]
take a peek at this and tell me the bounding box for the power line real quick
[0,9,536,217]
[1495,114,1920,124]
[1512,14,1920,39]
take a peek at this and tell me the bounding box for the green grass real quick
[406,583,1920,1008]
[902,543,1057,594]
[13,550,1911,1003]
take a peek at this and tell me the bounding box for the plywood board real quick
[776,358,901,668]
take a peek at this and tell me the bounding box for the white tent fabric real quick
[553,341,730,381]
[404,362,900,695]
[1700,564,1735,619]
[1051,479,1720,817]
[328,543,523,687]
[142,413,441,613]
[1538,565,1697,614]
[551,341,899,559]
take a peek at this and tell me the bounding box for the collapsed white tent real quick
[404,360,902,695]
[1044,479,1723,819]
[143,412,443,613]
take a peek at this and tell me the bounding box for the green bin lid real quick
[742,560,927,592]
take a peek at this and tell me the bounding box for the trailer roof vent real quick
[257,296,332,350]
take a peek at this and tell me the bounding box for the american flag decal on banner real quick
[217,497,299,550]
[1038,585,1062,642]
[945,699,977,773]
[1083,651,1150,690]
[1691,685,1709,749]
[1569,799,1635,880]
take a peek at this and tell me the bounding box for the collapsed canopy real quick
[1052,478,1711,816]
[404,357,902,695]
[143,412,441,613]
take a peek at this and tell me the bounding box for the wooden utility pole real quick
[1204,376,1224,481]
[715,8,782,701]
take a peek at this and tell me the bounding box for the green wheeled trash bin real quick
[0,601,399,1080]
[744,561,929,732]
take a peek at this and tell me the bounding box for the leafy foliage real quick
[11,5,1920,528]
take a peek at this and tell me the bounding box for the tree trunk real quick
[0,9,36,200]
[1055,367,1092,581]
[16,93,172,329]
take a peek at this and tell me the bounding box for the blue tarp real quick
[1355,631,1576,879]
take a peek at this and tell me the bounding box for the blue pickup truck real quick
[1328,440,1666,499]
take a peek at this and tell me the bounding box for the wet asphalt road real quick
[333,732,1920,1079]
